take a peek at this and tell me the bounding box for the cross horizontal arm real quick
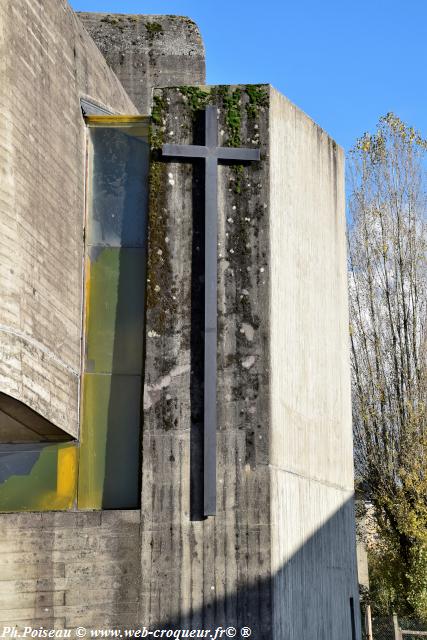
[162,144,208,159]
[216,147,260,162]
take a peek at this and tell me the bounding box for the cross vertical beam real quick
[203,107,219,515]
[162,105,260,516]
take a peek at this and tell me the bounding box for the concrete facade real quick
[0,2,360,637]
[269,89,359,638]
[0,511,140,628]
[142,85,360,638]
[78,13,206,114]
[0,0,136,438]
[142,84,272,634]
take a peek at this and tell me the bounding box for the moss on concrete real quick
[151,94,167,129]
[178,86,211,116]
[100,14,126,31]
[245,84,269,119]
[147,85,269,324]
[217,86,243,147]
[147,93,176,331]
[177,85,244,148]
[100,14,120,24]
[145,21,164,38]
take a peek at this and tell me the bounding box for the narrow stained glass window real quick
[78,117,150,510]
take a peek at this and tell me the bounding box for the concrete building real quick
[0,1,360,638]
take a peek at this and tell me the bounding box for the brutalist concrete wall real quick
[78,13,206,115]
[0,0,137,437]
[268,87,360,639]
[143,85,271,634]
[143,85,360,639]
[0,511,140,629]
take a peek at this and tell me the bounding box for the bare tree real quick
[348,113,427,615]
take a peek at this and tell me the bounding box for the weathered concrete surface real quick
[269,88,360,638]
[142,85,360,638]
[0,0,359,629]
[143,85,271,634]
[0,0,137,437]
[0,511,140,629]
[78,13,206,115]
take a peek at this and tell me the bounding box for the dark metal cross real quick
[162,106,260,516]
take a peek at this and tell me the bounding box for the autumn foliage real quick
[348,114,427,617]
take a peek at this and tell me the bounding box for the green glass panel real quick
[88,127,149,248]
[0,442,77,512]
[85,247,145,375]
[78,374,141,510]
[81,119,147,511]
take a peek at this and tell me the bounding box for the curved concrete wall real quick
[0,0,137,438]
[78,13,206,114]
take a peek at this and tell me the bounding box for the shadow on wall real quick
[139,497,361,640]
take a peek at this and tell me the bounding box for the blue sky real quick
[71,0,427,152]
